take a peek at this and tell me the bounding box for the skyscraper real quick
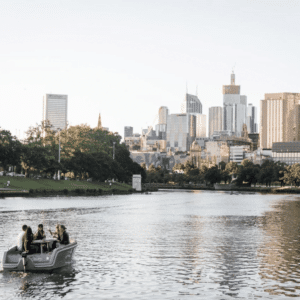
[181,93,202,114]
[158,106,169,124]
[166,113,195,152]
[156,106,168,138]
[223,72,247,137]
[246,103,258,133]
[193,113,206,138]
[209,106,223,137]
[260,93,300,149]
[124,126,133,138]
[43,94,68,131]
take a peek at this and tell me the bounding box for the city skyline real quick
[1,1,300,140]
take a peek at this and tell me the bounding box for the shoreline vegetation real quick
[0,176,157,197]
[1,177,300,197]
[145,183,300,194]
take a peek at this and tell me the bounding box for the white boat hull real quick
[2,242,77,272]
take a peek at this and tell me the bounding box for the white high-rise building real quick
[43,94,68,131]
[166,113,196,152]
[191,113,206,138]
[209,106,223,137]
[223,72,247,137]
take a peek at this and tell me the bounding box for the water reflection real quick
[1,193,300,299]
[258,199,300,297]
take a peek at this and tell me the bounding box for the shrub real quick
[98,188,103,195]
[63,189,68,195]
[75,188,84,195]
[86,189,97,195]
[29,189,34,194]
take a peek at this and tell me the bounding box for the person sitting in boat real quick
[48,224,60,251]
[22,227,38,254]
[17,224,27,252]
[58,225,70,245]
[33,224,46,240]
[49,224,60,239]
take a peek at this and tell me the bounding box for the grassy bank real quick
[0,176,134,196]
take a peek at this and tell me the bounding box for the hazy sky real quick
[1,0,300,139]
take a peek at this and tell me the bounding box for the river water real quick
[0,190,300,299]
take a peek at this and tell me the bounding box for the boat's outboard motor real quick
[21,252,28,272]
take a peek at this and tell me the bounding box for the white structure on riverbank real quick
[132,174,142,191]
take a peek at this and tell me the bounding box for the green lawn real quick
[0,176,132,191]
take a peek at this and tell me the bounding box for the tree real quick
[235,159,260,186]
[184,160,199,178]
[225,162,239,176]
[256,160,276,187]
[0,130,23,172]
[282,164,300,187]
[204,166,222,186]
[219,161,226,171]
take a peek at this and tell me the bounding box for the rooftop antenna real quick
[196,85,198,97]
[186,82,188,94]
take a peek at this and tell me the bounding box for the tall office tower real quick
[166,113,196,152]
[43,94,68,131]
[209,106,223,137]
[158,106,169,124]
[191,113,206,137]
[223,72,247,137]
[124,126,133,138]
[181,93,202,114]
[260,93,300,149]
[156,106,168,139]
[246,103,258,133]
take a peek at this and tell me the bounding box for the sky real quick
[1,0,300,140]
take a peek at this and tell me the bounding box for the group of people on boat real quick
[17,223,70,254]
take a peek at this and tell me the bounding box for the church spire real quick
[97,113,102,129]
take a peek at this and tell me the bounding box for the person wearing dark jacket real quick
[58,225,70,245]
[33,224,46,240]
[22,227,37,254]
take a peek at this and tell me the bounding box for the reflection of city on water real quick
[258,198,300,297]
[152,212,262,298]
[2,193,300,298]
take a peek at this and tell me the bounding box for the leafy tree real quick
[225,162,239,176]
[184,160,199,177]
[0,130,23,172]
[282,164,300,187]
[256,160,276,187]
[235,159,260,186]
[218,161,226,171]
[204,166,222,186]
[221,169,231,184]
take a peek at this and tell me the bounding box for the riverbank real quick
[0,176,156,197]
[145,182,300,194]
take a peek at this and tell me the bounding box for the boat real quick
[2,239,77,272]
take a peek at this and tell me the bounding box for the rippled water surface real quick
[1,190,300,299]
